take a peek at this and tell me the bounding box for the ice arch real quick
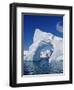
[24,29,63,63]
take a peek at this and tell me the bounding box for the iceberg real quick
[23,28,63,63]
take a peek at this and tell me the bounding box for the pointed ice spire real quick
[33,28,44,42]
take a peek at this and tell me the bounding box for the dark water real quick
[23,59,63,75]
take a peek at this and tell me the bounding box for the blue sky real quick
[23,14,63,50]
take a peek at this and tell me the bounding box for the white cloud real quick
[56,22,63,33]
